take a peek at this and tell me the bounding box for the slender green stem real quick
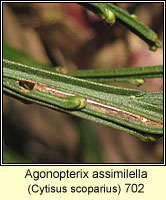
[3,59,163,141]
[79,3,162,50]
[67,65,163,85]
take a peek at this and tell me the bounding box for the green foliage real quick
[3,3,163,163]
[80,3,162,50]
[3,59,163,142]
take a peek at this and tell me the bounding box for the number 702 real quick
[125,183,144,193]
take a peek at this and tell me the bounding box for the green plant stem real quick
[78,3,162,50]
[3,59,163,142]
[67,65,163,86]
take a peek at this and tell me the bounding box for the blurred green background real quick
[3,3,163,163]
